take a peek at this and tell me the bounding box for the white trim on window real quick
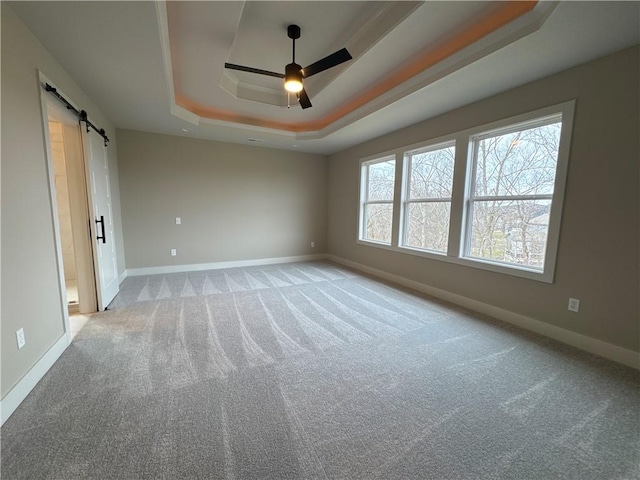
[462,105,572,281]
[358,154,397,246]
[356,100,575,283]
[400,140,456,254]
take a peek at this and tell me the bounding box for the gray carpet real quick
[1,261,639,479]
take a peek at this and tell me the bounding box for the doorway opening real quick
[49,120,80,312]
[45,98,98,326]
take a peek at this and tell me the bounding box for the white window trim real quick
[356,100,575,283]
[358,153,397,246]
[400,139,456,254]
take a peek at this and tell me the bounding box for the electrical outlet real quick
[171,248,177,256]
[568,298,580,313]
[175,217,181,225]
[16,328,26,349]
[310,241,315,248]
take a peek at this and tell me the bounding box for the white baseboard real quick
[126,254,326,277]
[327,254,640,370]
[0,334,69,426]
[119,270,128,284]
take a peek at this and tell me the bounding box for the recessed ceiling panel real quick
[227,2,370,89]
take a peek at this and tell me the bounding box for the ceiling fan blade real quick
[224,63,284,79]
[302,48,352,78]
[297,89,312,109]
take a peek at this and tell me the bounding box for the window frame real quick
[400,140,456,255]
[358,154,397,247]
[356,101,575,283]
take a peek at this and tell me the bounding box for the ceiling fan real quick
[224,24,352,109]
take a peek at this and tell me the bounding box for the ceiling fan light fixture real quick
[284,62,303,93]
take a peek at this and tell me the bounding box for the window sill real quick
[357,238,554,283]
[357,239,395,251]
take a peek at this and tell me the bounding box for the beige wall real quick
[117,130,328,269]
[1,4,126,398]
[328,46,639,352]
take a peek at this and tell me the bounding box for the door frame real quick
[39,72,98,340]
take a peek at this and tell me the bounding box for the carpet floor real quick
[1,261,639,479]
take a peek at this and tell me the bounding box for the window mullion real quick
[398,154,410,247]
[391,151,404,247]
[448,134,470,258]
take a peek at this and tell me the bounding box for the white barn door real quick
[84,129,119,310]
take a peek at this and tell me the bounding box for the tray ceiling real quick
[9,1,640,154]
[164,1,540,135]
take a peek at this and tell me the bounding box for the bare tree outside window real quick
[404,144,455,252]
[361,158,395,244]
[467,118,562,269]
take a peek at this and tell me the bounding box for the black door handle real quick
[95,215,106,244]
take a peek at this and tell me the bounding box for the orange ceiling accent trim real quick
[177,94,310,133]
[176,1,538,134]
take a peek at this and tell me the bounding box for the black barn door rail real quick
[44,83,110,147]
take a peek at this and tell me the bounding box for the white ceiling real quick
[10,1,640,155]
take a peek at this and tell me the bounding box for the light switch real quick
[176,217,181,225]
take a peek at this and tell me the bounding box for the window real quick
[359,156,396,245]
[402,142,455,253]
[356,101,574,282]
[465,116,562,271]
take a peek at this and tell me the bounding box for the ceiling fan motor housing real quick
[285,62,302,79]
